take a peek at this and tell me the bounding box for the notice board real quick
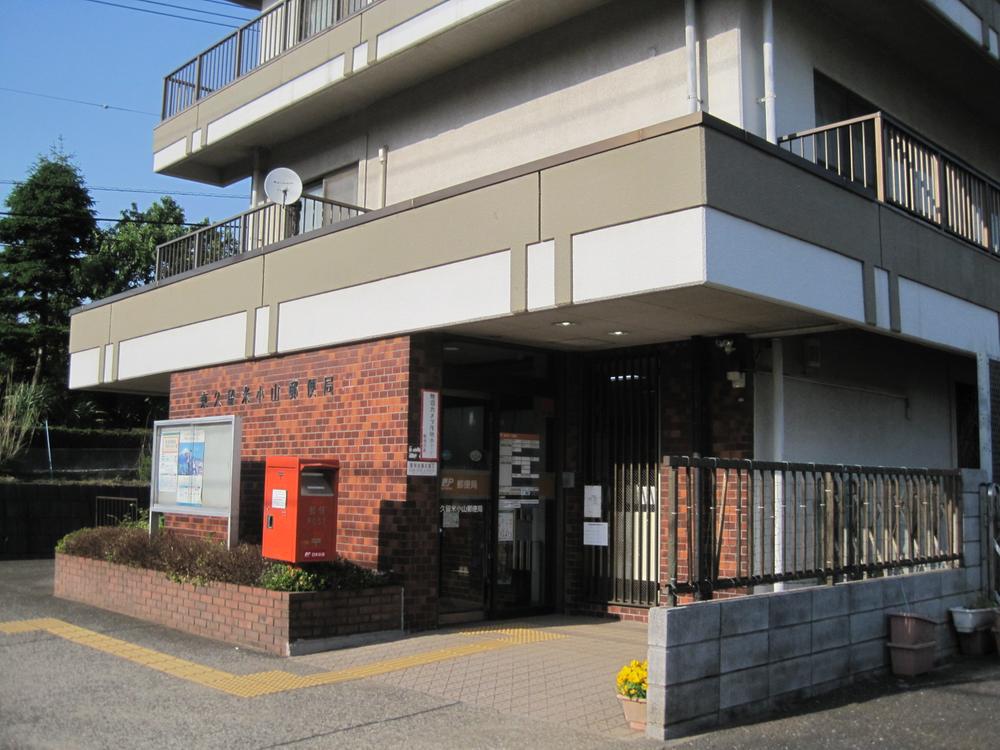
[149,415,242,547]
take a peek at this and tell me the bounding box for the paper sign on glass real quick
[583,521,609,547]
[583,485,602,518]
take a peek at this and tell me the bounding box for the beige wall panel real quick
[362,0,443,37]
[263,174,538,305]
[69,305,111,353]
[704,128,881,264]
[540,128,706,242]
[878,206,1000,314]
[153,111,198,152]
[109,256,264,342]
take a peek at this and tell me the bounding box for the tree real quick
[0,149,96,386]
[84,196,192,300]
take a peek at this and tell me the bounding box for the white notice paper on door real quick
[583,522,609,547]
[498,511,515,542]
[583,485,602,518]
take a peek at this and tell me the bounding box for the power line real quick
[0,179,246,200]
[0,86,157,116]
[79,0,240,28]
[0,211,205,227]
[126,0,253,22]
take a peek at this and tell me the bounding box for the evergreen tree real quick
[0,149,96,386]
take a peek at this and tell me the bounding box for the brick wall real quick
[169,337,412,565]
[163,514,228,542]
[54,553,401,655]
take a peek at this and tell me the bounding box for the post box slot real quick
[300,470,334,496]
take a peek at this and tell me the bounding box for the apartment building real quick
[68,0,1000,629]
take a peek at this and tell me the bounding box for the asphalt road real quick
[1,559,998,749]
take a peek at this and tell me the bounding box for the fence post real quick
[234,27,244,80]
[873,113,885,203]
[194,53,203,101]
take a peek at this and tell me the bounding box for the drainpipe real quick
[762,0,777,143]
[772,338,785,589]
[978,353,994,485]
[378,146,389,209]
[685,0,700,114]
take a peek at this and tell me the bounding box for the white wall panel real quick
[705,209,866,323]
[898,277,1000,356]
[152,137,187,172]
[277,251,511,352]
[376,0,506,59]
[118,313,247,380]
[572,209,706,304]
[68,348,101,390]
[207,57,345,144]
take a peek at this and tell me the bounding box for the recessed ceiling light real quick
[552,321,576,327]
[608,330,629,336]
[443,345,461,352]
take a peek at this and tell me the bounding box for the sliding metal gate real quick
[583,350,660,606]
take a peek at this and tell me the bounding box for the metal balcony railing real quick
[779,112,1000,257]
[664,457,962,601]
[162,0,375,120]
[155,194,366,281]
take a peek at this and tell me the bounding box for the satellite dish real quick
[263,167,303,205]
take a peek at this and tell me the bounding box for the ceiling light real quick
[608,330,629,336]
[443,345,461,352]
[552,321,576,327]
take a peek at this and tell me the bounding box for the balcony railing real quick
[779,112,1000,257]
[155,194,366,281]
[162,0,374,119]
[665,456,962,601]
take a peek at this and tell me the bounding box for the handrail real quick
[154,194,367,282]
[779,111,1000,257]
[162,0,377,120]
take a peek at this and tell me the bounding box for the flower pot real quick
[949,607,998,634]
[888,612,936,644]
[617,694,647,731]
[956,628,996,656]
[887,641,935,677]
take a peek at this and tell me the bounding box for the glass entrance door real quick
[438,396,491,622]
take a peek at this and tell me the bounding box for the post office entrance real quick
[437,342,557,624]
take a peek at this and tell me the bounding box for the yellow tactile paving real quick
[0,618,563,699]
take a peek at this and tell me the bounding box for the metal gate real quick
[583,350,660,606]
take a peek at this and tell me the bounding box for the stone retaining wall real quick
[54,553,402,656]
[645,568,978,739]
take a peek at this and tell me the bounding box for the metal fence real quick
[664,456,962,601]
[582,351,661,607]
[155,194,366,281]
[94,496,144,527]
[162,0,375,119]
[779,112,1000,257]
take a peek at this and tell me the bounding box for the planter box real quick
[887,641,935,677]
[888,612,937,644]
[956,629,996,657]
[54,553,402,656]
[949,607,998,634]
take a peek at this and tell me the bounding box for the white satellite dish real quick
[263,167,303,205]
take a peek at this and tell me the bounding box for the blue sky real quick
[0,0,259,226]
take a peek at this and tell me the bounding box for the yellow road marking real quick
[0,618,563,698]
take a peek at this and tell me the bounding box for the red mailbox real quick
[262,456,339,563]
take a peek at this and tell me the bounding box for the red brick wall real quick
[54,553,402,655]
[169,338,412,565]
[163,514,228,542]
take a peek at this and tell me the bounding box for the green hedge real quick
[56,526,394,592]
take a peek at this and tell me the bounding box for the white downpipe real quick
[763,0,777,144]
[772,338,785,589]
[685,0,699,113]
[978,353,994,484]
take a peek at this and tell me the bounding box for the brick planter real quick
[54,553,402,656]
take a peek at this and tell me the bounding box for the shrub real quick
[55,525,391,592]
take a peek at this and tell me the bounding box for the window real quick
[299,163,360,233]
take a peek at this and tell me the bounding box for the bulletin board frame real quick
[149,414,242,548]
